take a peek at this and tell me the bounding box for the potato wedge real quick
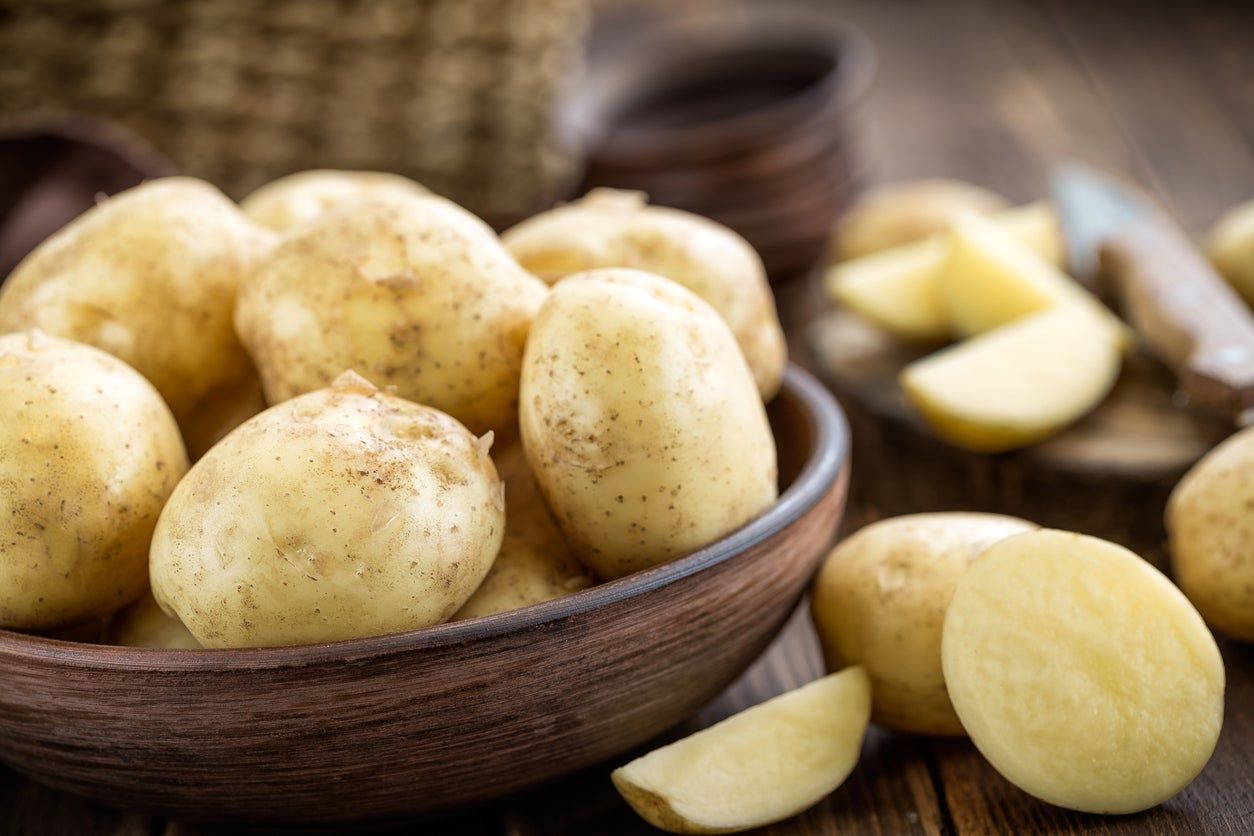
[900,305,1122,452]
[613,667,871,834]
[943,530,1224,814]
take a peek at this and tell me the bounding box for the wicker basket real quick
[0,0,589,220]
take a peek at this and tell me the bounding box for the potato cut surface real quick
[613,668,870,834]
[942,530,1225,814]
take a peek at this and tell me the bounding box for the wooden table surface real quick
[5,0,1253,833]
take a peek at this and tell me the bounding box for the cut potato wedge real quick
[612,667,871,834]
[900,305,1122,452]
[942,530,1225,815]
[826,202,1062,342]
[940,211,1116,337]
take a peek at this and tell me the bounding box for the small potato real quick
[149,371,504,648]
[811,513,1036,736]
[240,169,430,234]
[520,269,777,580]
[235,192,548,436]
[1207,198,1254,306]
[502,189,787,399]
[108,591,200,650]
[0,331,188,630]
[943,530,1224,814]
[453,444,593,620]
[835,178,1008,261]
[1167,426,1254,642]
[0,177,275,425]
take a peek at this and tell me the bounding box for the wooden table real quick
[5,0,1252,833]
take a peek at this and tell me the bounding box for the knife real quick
[1052,163,1254,427]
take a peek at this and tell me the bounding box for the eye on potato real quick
[149,371,505,648]
[0,177,276,428]
[108,591,200,650]
[1167,425,1254,642]
[502,189,787,400]
[811,513,1036,736]
[0,331,188,630]
[240,169,430,234]
[942,529,1224,814]
[235,192,548,436]
[520,268,777,581]
[453,444,592,621]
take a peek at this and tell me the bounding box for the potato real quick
[240,169,429,234]
[1167,426,1254,641]
[520,269,778,580]
[939,211,1122,338]
[901,305,1122,452]
[502,189,787,399]
[826,202,1063,342]
[0,331,188,630]
[149,371,504,648]
[0,177,275,425]
[235,192,547,436]
[942,530,1224,814]
[453,444,593,620]
[811,513,1036,736]
[108,591,200,650]
[613,667,871,834]
[835,178,1008,261]
[1207,198,1254,306]
[179,366,268,460]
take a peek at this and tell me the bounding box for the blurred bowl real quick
[0,365,849,829]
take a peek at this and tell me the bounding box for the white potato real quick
[835,178,1008,260]
[0,177,275,424]
[943,530,1225,814]
[149,371,504,648]
[613,667,871,834]
[1167,426,1254,641]
[502,189,787,399]
[1207,198,1254,306]
[108,591,201,650]
[235,192,548,436]
[0,331,187,630]
[811,513,1036,735]
[240,169,430,234]
[520,269,778,580]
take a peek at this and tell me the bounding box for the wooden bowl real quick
[0,365,849,830]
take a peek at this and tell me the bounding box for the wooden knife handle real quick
[1101,224,1254,426]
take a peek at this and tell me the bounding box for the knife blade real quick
[1052,163,1254,427]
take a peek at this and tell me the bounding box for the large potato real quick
[150,371,504,648]
[235,192,548,436]
[502,189,787,400]
[1167,426,1254,642]
[0,177,275,425]
[0,331,188,630]
[453,444,593,620]
[240,169,429,234]
[810,513,1036,736]
[520,269,778,580]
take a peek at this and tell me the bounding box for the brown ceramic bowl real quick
[0,365,849,830]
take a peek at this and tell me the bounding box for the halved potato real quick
[939,211,1117,338]
[900,305,1122,452]
[612,667,871,834]
[942,530,1225,814]
[826,202,1062,342]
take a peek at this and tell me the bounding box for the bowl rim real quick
[0,364,848,672]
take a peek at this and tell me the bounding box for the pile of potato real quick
[0,174,786,649]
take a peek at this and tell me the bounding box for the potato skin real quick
[520,269,778,580]
[1167,426,1254,642]
[1207,198,1254,306]
[240,169,429,234]
[0,331,188,630]
[0,177,275,424]
[502,189,787,400]
[811,513,1036,736]
[235,192,548,436]
[453,444,593,620]
[149,372,504,648]
[108,591,201,649]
